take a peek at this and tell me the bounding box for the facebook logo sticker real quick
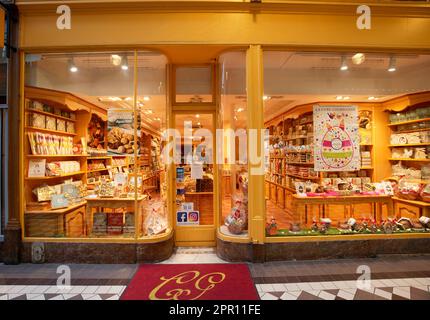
[177,211,188,224]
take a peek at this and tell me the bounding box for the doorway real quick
[173,111,217,246]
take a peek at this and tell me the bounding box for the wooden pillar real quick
[3,4,22,264]
[246,45,266,251]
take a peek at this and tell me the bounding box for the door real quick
[172,112,217,246]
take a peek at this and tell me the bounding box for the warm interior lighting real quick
[340,56,348,71]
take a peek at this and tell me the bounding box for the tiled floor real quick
[0,249,429,300]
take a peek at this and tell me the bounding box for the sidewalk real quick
[0,249,429,300]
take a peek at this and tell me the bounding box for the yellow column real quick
[246,45,265,244]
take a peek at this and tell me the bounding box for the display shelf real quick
[26,108,77,123]
[391,196,430,207]
[391,127,430,134]
[388,118,430,127]
[25,126,77,136]
[87,167,109,173]
[25,201,87,215]
[360,167,374,170]
[87,156,111,160]
[286,173,319,180]
[287,162,314,165]
[388,158,430,162]
[389,143,430,147]
[27,154,87,158]
[25,171,86,180]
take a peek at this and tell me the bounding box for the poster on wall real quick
[107,109,140,156]
[313,105,360,172]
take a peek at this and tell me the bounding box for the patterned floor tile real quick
[337,289,355,300]
[410,287,430,300]
[318,291,336,300]
[297,291,322,300]
[374,288,393,300]
[280,292,298,300]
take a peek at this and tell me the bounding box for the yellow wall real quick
[18,2,430,51]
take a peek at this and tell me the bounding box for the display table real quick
[85,196,146,236]
[292,194,393,225]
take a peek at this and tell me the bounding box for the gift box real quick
[28,113,46,129]
[45,116,57,131]
[56,119,66,132]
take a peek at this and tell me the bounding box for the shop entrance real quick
[173,111,216,246]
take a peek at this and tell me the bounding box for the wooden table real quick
[292,194,393,225]
[85,196,146,236]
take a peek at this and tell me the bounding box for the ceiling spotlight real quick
[343,96,350,100]
[336,96,343,100]
[143,96,150,101]
[368,96,375,100]
[263,95,270,101]
[196,114,200,118]
[340,56,348,71]
[121,55,129,70]
[197,122,201,126]
[388,56,397,72]
[352,53,366,65]
[111,54,122,66]
[69,59,78,73]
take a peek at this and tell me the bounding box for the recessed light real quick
[340,56,348,71]
[69,59,78,73]
[368,96,375,100]
[121,55,129,70]
[343,96,350,100]
[352,53,365,65]
[236,107,244,113]
[388,56,396,72]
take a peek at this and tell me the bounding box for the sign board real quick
[313,105,360,172]
[176,210,200,226]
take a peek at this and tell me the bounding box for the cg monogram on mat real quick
[149,271,226,300]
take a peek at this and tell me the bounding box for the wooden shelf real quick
[392,196,430,207]
[286,173,319,180]
[388,158,430,162]
[389,143,430,147]
[26,108,76,123]
[25,201,87,214]
[25,126,77,136]
[360,167,374,170]
[25,171,86,180]
[27,154,87,158]
[388,118,430,127]
[391,128,430,134]
[87,156,111,160]
[287,162,314,165]
[87,167,109,173]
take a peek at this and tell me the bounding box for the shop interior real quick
[23,52,170,239]
[263,51,430,236]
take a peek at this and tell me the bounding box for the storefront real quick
[2,0,430,263]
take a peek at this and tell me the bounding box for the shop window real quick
[263,50,430,238]
[23,51,169,239]
[218,51,248,237]
[174,65,214,104]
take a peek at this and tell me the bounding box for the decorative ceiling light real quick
[69,58,78,73]
[121,55,129,71]
[111,54,122,66]
[352,53,366,65]
[340,56,348,71]
[388,56,397,72]
[196,114,200,118]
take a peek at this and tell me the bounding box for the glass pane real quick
[175,66,213,103]
[23,51,168,239]
[218,51,248,237]
[263,50,430,238]
[174,113,214,226]
[136,51,169,238]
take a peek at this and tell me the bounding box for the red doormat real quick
[121,264,259,300]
